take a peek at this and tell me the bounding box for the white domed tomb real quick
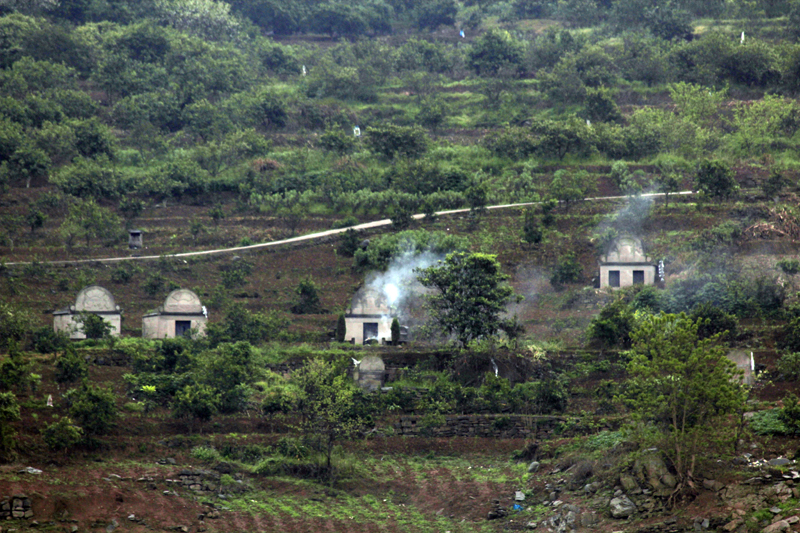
[53,285,122,339]
[142,289,207,338]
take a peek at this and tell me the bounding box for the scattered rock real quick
[620,475,639,492]
[769,458,792,467]
[723,518,743,531]
[105,519,118,533]
[609,495,637,519]
[761,520,789,533]
[528,461,540,473]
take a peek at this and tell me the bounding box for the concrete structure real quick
[142,289,207,339]
[599,236,657,289]
[53,285,121,339]
[345,287,393,345]
[128,230,142,249]
[354,355,386,391]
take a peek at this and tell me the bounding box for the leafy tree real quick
[583,87,622,123]
[391,317,400,345]
[60,199,121,247]
[0,391,20,462]
[66,381,119,438]
[292,277,324,314]
[530,117,596,160]
[549,169,596,209]
[206,304,288,346]
[307,2,368,38]
[198,341,258,413]
[337,228,361,257]
[365,124,429,160]
[467,29,524,76]
[41,416,82,452]
[2,142,50,188]
[416,252,520,346]
[0,302,35,349]
[336,313,346,343]
[25,207,46,234]
[172,382,219,433]
[55,344,88,383]
[414,0,457,30]
[763,169,789,199]
[588,297,636,348]
[622,313,746,487]
[291,358,367,476]
[78,312,112,340]
[521,209,543,245]
[154,0,241,41]
[550,253,583,287]
[694,160,738,201]
[52,157,124,199]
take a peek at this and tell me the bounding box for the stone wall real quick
[0,494,33,520]
[392,414,563,439]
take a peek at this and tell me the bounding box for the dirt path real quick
[5,191,694,266]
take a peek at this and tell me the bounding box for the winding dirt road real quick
[5,191,694,266]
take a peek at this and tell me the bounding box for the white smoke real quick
[366,250,443,313]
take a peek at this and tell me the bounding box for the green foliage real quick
[467,29,524,76]
[0,302,35,349]
[336,314,346,343]
[779,393,800,435]
[512,377,569,414]
[337,228,361,257]
[55,345,88,383]
[0,344,30,392]
[291,357,368,475]
[41,416,83,452]
[78,312,112,340]
[549,169,597,209]
[550,253,583,287]
[777,352,800,380]
[778,317,800,352]
[206,304,289,346]
[623,313,746,479]
[689,302,738,342]
[60,198,122,246]
[353,229,467,272]
[0,391,20,461]
[413,0,456,30]
[521,209,542,245]
[749,409,788,436]
[292,277,323,315]
[588,297,636,349]
[65,381,119,437]
[695,160,738,201]
[365,124,428,160]
[197,341,258,413]
[391,317,400,345]
[172,382,219,431]
[417,252,519,346]
[31,326,69,354]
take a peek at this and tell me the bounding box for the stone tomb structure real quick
[354,355,386,391]
[142,289,207,338]
[345,287,393,344]
[599,236,657,289]
[53,285,122,339]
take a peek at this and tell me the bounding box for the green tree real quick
[205,304,288,346]
[521,209,543,245]
[391,317,400,345]
[336,313,347,343]
[60,198,121,247]
[694,160,738,201]
[550,252,583,287]
[25,207,46,234]
[292,277,324,314]
[154,0,241,41]
[41,416,82,452]
[172,382,219,433]
[55,344,88,383]
[78,312,112,340]
[622,313,746,487]
[414,0,456,30]
[0,391,20,462]
[549,169,596,210]
[416,252,520,346]
[467,28,524,76]
[365,124,429,160]
[763,169,789,199]
[66,381,119,439]
[292,358,367,477]
[198,341,258,413]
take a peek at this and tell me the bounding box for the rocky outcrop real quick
[0,495,33,519]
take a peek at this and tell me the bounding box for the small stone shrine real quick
[598,235,657,289]
[344,287,393,344]
[354,355,386,391]
[53,285,121,339]
[128,229,143,249]
[142,289,207,339]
